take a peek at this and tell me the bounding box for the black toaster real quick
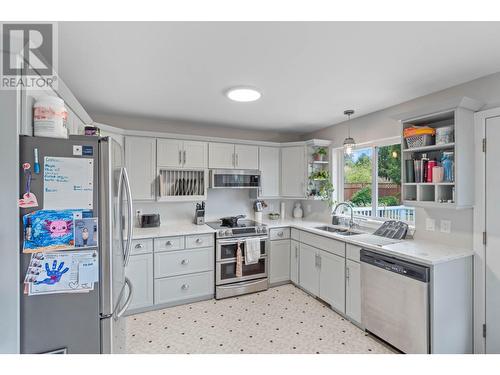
[139,214,160,228]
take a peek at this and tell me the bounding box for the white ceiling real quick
[58,22,500,133]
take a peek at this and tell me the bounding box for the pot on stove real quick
[219,215,246,227]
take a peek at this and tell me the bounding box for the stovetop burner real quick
[206,219,267,238]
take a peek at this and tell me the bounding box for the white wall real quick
[0,89,20,353]
[92,113,302,143]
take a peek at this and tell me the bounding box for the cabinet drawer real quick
[300,230,345,258]
[270,227,290,241]
[154,247,214,278]
[130,239,153,255]
[154,236,185,252]
[346,244,362,262]
[291,228,300,241]
[154,271,214,305]
[185,233,214,249]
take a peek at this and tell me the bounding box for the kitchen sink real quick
[314,226,362,236]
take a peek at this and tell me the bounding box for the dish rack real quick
[158,169,208,201]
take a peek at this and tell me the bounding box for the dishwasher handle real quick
[360,249,430,283]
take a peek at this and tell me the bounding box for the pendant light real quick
[343,109,356,155]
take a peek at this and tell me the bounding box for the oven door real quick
[216,236,268,262]
[216,256,268,285]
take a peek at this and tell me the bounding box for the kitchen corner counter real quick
[260,217,473,266]
[131,222,216,239]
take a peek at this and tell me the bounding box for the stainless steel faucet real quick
[332,202,355,229]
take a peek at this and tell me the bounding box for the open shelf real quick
[402,142,455,153]
[399,100,479,209]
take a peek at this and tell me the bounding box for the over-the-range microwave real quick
[209,169,261,189]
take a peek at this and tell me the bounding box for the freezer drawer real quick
[361,251,429,354]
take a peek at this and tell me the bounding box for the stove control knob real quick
[256,227,261,233]
[261,226,267,233]
[225,229,232,236]
[218,230,225,237]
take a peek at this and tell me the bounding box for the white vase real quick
[293,202,303,218]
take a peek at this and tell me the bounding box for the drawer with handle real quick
[130,239,153,255]
[154,236,185,252]
[154,247,214,278]
[270,227,290,241]
[154,271,214,305]
[185,233,214,249]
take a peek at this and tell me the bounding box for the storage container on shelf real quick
[435,125,454,145]
[33,96,68,139]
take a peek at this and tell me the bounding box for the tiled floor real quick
[125,284,396,354]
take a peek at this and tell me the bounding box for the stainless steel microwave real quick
[209,169,261,189]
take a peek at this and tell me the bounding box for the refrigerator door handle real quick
[122,168,134,267]
[116,167,126,264]
[115,277,133,319]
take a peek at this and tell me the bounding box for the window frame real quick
[334,136,410,223]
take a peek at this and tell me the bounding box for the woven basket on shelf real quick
[405,134,434,149]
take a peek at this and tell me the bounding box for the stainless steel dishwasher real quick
[361,249,430,354]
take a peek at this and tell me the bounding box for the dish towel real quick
[245,238,261,265]
[236,242,243,278]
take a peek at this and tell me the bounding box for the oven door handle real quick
[217,236,268,244]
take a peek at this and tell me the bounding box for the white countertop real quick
[132,218,473,266]
[261,218,473,266]
[131,222,215,239]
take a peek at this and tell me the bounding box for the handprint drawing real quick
[34,260,69,285]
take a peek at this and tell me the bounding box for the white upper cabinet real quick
[259,146,280,197]
[157,139,183,167]
[234,144,259,169]
[183,141,208,168]
[157,139,207,169]
[209,142,258,169]
[281,146,306,197]
[125,136,156,200]
[209,142,235,169]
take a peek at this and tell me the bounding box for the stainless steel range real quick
[206,216,269,299]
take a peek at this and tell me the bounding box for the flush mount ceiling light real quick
[343,109,356,155]
[226,87,262,102]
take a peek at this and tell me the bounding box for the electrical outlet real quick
[440,220,452,234]
[426,218,436,231]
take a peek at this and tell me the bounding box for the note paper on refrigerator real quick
[43,156,94,210]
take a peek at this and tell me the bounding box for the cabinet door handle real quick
[134,243,144,249]
[179,150,182,166]
[181,284,190,290]
[166,240,172,246]
[346,267,350,280]
[277,231,283,237]
[181,259,189,265]
[236,153,239,167]
[195,238,202,244]
[295,246,298,258]
[183,150,187,165]
[232,153,236,167]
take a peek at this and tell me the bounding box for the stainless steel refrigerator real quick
[19,135,133,354]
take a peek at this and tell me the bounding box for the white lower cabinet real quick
[298,233,346,314]
[299,243,320,296]
[290,239,300,284]
[345,259,361,324]
[269,239,291,284]
[125,253,154,310]
[155,271,214,305]
[319,250,345,313]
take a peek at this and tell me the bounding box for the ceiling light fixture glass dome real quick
[226,87,262,102]
[343,109,356,155]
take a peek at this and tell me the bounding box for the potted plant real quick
[310,170,330,180]
[313,147,328,161]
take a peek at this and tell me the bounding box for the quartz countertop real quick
[260,217,473,266]
[131,222,216,239]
